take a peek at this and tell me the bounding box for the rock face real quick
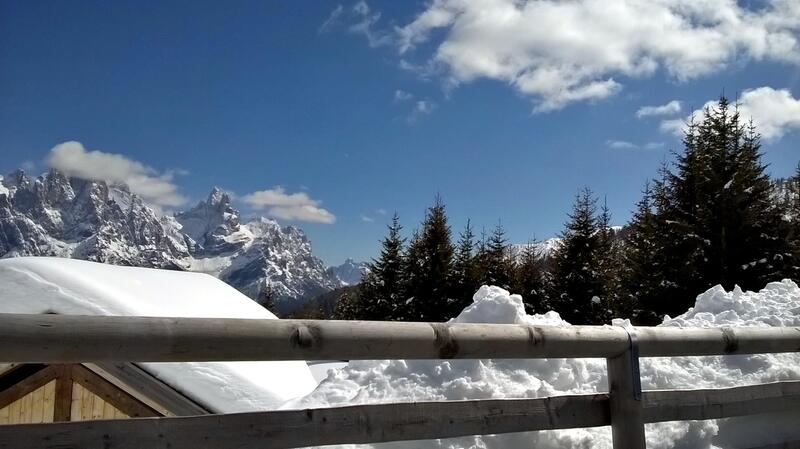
[176,189,343,312]
[327,258,370,286]
[0,170,345,313]
[0,170,190,269]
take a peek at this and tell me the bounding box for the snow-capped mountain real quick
[327,258,370,285]
[0,170,344,313]
[510,237,562,261]
[0,169,190,269]
[177,188,342,311]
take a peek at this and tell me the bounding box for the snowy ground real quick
[286,282,800,449]
[1,256,798,448]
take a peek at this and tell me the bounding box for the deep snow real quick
[0,257,318,412]
[1,256,798,448]
[287,282,800,449]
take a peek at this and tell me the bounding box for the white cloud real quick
[242,187,336,224]
[319,5,344,33]
[391,0,800,111]
[376,208,387,215]
[636,100,682,118]
[415,100,435,114]
[407,99,436,123]
[394,89,414,102]
[348,1,391,48]
[644,142,666,150]
[319,2,390,46]
[661,87,800,141]
[606,140,638,150]
[20,160,36,172]
[361,215,375,222]
[46,141,187,208]
[606,140,664,150]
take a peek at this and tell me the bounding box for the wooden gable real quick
[0,363,208,425]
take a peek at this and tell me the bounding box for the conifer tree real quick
[549,188,607,324]
[626,97,791,322]
[472,228,490,287]
[513,240,546,313]
[359,213,406,320]
[258,282,278,314]
[786,163,800,281]
[595,199,621,320]
[620,183,667,323]
[481,222,514,290]
[403,197,455,321]
[332,290,360,320]
[449,220,478,314]
[400,228,424,320]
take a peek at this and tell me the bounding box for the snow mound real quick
[0,257,318,412]
[287,282,800,449]
[661,281,800,328]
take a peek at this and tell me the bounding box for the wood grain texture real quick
[642,380,800,422]
[0,394,610,449]
[0,365,57,408]
[3,380,799,448]
[87,363,207,416]
[2,314,800,363]
[606,351,645,449]
[53,365,73,422]
[0,314,632,362]
[70,365,158,418]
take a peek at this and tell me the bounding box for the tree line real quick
[334,97,800,325]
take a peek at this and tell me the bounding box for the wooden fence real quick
[1,313,800,449]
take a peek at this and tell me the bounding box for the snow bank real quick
[287,283,800,449]
[0,257,318,412]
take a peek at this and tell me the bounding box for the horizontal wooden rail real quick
[2,381,799,449]
[1,313,800,363]
[0,394,611,449]
[643,380,800,422]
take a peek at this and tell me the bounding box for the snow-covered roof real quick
[0,257,317,413]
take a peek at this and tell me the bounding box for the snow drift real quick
[288,282,800,449]
[0,257,318,412]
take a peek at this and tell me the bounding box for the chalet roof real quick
[0,257,318,413]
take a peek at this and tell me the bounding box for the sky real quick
[2,0,800,265]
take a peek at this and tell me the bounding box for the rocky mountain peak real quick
[0,170,190,268]
[175,187,241,252]
[1,171,348,315]
[206,186,230,207]
[328,258,370,286]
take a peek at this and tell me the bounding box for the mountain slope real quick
[327,258,370,286]
[0,170,344,313]
[177,188,343,311]
[0,169,190,269]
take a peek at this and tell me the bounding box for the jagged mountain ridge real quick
[326,258,370,286]
[0,169,359,313]
[176,187,345,310]
[0,169,190,269]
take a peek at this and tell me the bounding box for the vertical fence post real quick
[606,329,646,449]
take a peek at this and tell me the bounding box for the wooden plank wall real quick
[70,383,128,421]
[0,380,55,424]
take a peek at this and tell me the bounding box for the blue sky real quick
[2,0,800,265]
